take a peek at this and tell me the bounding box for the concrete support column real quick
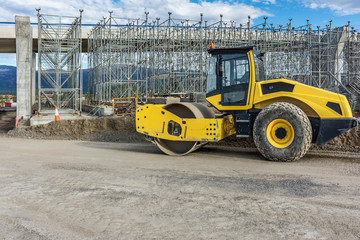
[15,16,33,120]
[334,27,348,86]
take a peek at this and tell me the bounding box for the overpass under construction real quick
[3,10,360,121]
[87,13,360,109]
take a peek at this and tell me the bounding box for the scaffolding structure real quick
[37,9,83,113]
[88,13,360,109]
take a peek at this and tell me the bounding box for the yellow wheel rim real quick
[266,119,294,148]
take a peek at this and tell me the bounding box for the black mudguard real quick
[314,118,358,146]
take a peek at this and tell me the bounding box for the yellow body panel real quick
[207,78,352,119]
[253,79,353,118]
[136,104,235,142]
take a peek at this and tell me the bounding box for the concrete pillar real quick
[15,16,33,120]
[334,27,348,85]
[31,52,36,105]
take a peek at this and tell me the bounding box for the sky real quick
[1,0,360,66]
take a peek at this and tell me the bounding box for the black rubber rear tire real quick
[253,102,312,162]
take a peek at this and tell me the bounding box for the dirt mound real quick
[211,135,256,148]
[0,111,16,134]
[6,116,360,152]
[7,116,146,143]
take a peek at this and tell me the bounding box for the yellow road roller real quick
[136,46,358,161]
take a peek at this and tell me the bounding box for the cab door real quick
[220,53,251,106]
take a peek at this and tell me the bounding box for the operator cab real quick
[206,46,264,108]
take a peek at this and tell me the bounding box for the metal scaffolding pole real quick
[87,13,360,110]
[37,9,83,113]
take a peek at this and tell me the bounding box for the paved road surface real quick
[0,137,359,239]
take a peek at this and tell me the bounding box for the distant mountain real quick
[0,65,89,94]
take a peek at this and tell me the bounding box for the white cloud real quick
[1,0,272,24]
[252,0,276,4]
[302,0,360,15]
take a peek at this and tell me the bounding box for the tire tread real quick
[253,102,312,162]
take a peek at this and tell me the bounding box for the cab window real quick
[206,56,217,93]
[223,56,249,87]
[221,53,250,105]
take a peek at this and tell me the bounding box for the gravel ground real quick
[0,137,359,239]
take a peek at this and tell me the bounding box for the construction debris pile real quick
[112,97,137,116]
